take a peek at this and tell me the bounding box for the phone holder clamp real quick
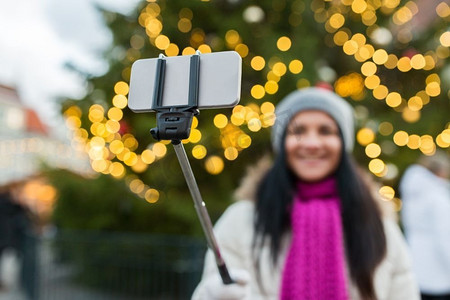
[150,53,200,142]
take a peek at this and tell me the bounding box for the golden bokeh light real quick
[393,131,409,146]
[107,107,123,121]
[420,135,435,154]
[372,49,388,65]
[385,92,402,108]
[152,142,167,158]
[364,75,380,89]
[407,96,423,111]
[205,156,224,174]
[235,44,249,58]
[329,13,345,29]
[361,61,377,76]
[237,134,252,148]
[182,47,196,55]
[188,129,202,143]
[251,84,265,99]
[373,85,389,100]
[155,35,170,50]
[402,109,421,123]
[178,18,192,33]
[123,152,138,166]
[113,95,128,109]
[440,31,450,47]
[145,189,160,203]
[214,114,228,129]
[224,147,239,160]
[436,133,450,148]
[109,140,125,154]
[123,135,138,150]
[251,56,265,71]
[343,40,358,55]
[397,56,412,72]
[351,33,366,47]
[260,102,275,114]
[64,106,82,118]
[368,158,385,175]
[65,116,81,129]
[89,105,105,123]
[384,54,398,69]
[91,159,108,173]
[131,156,149,173]
[352,0,367,13]
[192,145,207,159]
[441,129,450,144]
[277,36,292,51]
[106,120,120,133]
[289,60,304,74]
[109,162,125,178]
[365,143,382,158]
[114,81,129,95]
[407,134,421,149]
[141,149,156,164]
[334,31,349,46]
[425,82,441,97]
[357,128,375,146]
[265,81,279,94]
[248,118,262,132]
[272,62,287,76]
[379,186,395,200]
[198,44,212,53]
[165,43,180,56]
[410,54,426,70]
[225,30,240,47]
[267,71,280,82]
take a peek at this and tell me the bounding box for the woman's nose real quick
[299,132,322,148]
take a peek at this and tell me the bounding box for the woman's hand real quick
[204,269,251,300]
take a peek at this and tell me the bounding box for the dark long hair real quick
[253,133,386,299]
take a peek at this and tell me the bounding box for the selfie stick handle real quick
[172,141,234,284]
[150,52,234,285]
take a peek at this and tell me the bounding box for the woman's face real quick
[284,110,343,182]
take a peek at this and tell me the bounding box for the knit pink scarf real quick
[280,177,348,300]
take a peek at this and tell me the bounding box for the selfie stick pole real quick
[150,53,234,284]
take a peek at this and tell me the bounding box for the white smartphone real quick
[128,51,242,112]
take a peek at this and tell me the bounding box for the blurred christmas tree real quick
[53,0,449,233]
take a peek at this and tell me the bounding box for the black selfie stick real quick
[150,52,234,285]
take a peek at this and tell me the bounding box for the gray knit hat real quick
[271,87,355,153]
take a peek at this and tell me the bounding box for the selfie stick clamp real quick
[150,52,234,284]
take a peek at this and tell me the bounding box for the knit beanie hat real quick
[271,87,355,153]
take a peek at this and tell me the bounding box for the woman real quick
[192,87,419,299]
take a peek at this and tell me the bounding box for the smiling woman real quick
[193,87,420,300]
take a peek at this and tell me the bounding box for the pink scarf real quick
[280,177,348,300]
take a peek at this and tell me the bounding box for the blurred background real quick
[0,0,448,299]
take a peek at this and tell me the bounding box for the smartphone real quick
[128,51,242,112]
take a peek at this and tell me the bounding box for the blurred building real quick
[0,84,90,217]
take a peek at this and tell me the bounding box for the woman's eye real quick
[288,127,304,135]
[319,126,338,135]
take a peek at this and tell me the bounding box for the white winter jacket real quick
[192,200,420,300]
[400,164,450,294]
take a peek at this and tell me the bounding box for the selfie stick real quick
[149,52,234,285]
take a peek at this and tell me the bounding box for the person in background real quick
[0,184,15,291]
[0,181,32,294]
[400,151,450,300]
[192,87,420,300]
